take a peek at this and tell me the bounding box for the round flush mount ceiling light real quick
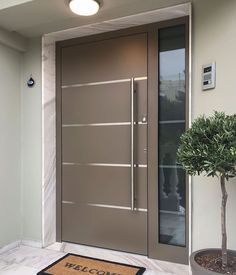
[69,0,100,16]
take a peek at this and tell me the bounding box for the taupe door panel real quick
[62,166,147,208]
[61,34,147,85]
[62,80,147,125]
[62,125,147,164]
[62,204,147,254]
[60,31,148,255]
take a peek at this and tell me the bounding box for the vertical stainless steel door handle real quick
[131,77,135,211]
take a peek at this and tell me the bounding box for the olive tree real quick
[177,112,236,267]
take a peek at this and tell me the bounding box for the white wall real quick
[191,0,236,251]
[21,38,42,242]
[0,26,27,52]
[0,43,22,246]
[0,34,42,246]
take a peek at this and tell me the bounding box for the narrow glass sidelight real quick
[158,25,186,247]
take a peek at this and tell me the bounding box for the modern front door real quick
[59,32,148,255]
[56,18,189,264]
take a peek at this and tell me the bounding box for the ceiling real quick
[0,0,189,37]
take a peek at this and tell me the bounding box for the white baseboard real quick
[45,242,64,251]
[0,240,21,255]
[21,239,42,248]
[0,239,42,255]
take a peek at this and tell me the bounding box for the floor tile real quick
[0,261,38,275]
[0,244,190,274]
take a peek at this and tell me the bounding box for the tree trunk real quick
[220,175,228,267]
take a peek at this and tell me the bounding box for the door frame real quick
[56,16,189,264]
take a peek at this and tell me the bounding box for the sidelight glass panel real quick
[158,25,186,247]
[159,123,185,164]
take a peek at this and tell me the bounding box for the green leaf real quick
[177,112,236,179]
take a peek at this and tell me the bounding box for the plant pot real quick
[190,249,236,275]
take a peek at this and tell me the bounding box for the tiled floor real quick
[0,242,190,274]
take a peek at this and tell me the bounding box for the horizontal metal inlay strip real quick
[62,201,147,212]
[87,203,147,212]
[159,120,185,124]
[62,122,147,127]
[62,201,75,205]
[62,76,147,89]
[63,163,147,168]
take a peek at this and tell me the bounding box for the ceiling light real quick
[69,0,100,16]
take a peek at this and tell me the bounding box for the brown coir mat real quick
[37,253,146,275]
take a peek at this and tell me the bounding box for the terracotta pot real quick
[190,249,236,275]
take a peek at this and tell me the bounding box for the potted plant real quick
[177,111,236,274]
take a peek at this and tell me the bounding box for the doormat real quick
[37,253,146,275]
